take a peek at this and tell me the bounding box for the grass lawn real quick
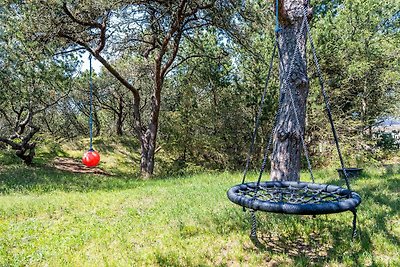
[0,155,399,266]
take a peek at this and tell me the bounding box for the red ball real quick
[82,150,100,167]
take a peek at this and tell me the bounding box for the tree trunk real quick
[0,120,39,165]
[116,116,123,136]
[16,143,36,165]
[139,117,159,179]
[139,79,162,178]
[93,107,101,137]
[116,96,124,136]
[140,126,157,178]
[271,0,310,181]
[140,140,151,178]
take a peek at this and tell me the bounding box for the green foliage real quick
[1,0,399,171]
[376,132,399,150]
[304,0,400,166]
[0,4,76,163]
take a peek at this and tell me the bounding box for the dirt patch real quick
[53,157,111,176]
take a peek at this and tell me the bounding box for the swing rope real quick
[275,0,282,33]
[241,4,350,188]
[301,7,351,189]
[89,54,94,151]
[241,41,277,185]
[227,1,361,240]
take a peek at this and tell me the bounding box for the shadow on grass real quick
[251,230,333,262]
[0,159,207,195]
[218,169,399,266]
[0,163,142,195]
[235,212,376,266]
[326,168,400,248]
[36,142,70,162]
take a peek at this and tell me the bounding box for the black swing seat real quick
[227,181,361,215]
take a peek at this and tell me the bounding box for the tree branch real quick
[62,2,102,28]
[94,10,111,56]
[0,137,19,150]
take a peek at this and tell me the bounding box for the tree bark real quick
[271,0,310,181]
[115,96,124,136]
[140,66,163,178]
[15,142,36,165]
[0,111,39,165]
[93,107,101,137]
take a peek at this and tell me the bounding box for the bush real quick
[377,132,399,150]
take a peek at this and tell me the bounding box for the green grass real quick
[0,158,399,266]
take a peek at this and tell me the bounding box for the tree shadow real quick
[0,162,141,195]
[324,168,400,247]
[236,169,400,265]
[52,157,112,176]
[251,230,333,262]
[233,211,380,266]
[209,206,342,264]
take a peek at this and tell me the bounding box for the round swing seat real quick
[227,181,361,215]
[82,149,101,167]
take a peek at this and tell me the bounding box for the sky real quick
[80,51,103,73]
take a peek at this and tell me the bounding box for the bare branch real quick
[165,54,223,76]
[33,86,72,115]
[62,2,102,28]
[94,10,111,56]
[0,137,20,150]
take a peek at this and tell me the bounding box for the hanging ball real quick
[82,149,100,167]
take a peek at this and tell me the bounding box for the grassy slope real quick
[0,143,399,266]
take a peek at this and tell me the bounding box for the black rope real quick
[89,54,94,151]
[250,210,258,238]
[241,41,278,184]
[351,209,358,239]
[255,14,315,189]
[255,40,284,187]
[302,7,351,190]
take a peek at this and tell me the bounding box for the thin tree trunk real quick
[139,119,159,178]
[93,107,101,137]
[271,0,310,181]
[129,83,158,179]
[116,96,124,136]
[139,81,162,178]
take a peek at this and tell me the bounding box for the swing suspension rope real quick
[89,54,94,151]
[241,0,282,185]
[241,4,351,189]
[275,0,282,33]
[229,2,361,239]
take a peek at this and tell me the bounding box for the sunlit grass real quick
[0,159,399,266]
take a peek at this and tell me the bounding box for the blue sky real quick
[80,51,103,73]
